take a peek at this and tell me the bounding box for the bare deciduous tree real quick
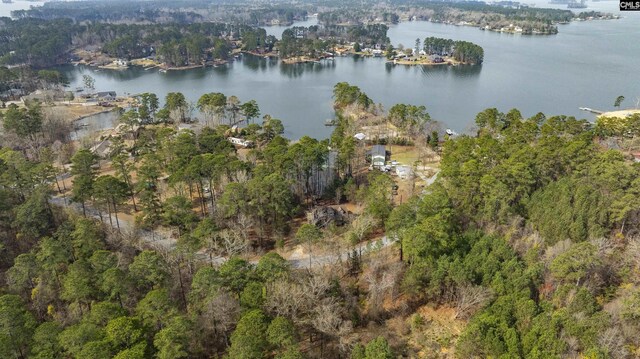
[218,229,249,257]
[363,258,403,319]
[598,327,628,359]
[543,239,572,266]
[454,285,494,320]
[626,236,640,280]
[312,301,344,335]
[264,279,308,322]
[236,213,254,241]
[349,213,376,244]
[196,288,240,349]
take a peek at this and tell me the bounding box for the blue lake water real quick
[59,1,639,139]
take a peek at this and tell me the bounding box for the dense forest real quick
[0,18,269,68]
[0,18,76,68]
[388,108,640,357]
[315,0,586,34]
[96,22,262,63]
[2,79,640,357]
[12,0,309,26]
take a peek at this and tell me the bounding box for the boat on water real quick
[159,69,167,73]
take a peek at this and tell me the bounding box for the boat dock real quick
[579,107,604,115]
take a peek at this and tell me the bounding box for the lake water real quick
[0,0,43,17]
[59,1,640,139]
[70,110,120,141]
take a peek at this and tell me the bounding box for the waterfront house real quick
[429,55,444,63]
[96,91,117,101]
[114,59,130,67]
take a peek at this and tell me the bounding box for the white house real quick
[228,137,254,148]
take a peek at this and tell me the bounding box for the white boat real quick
[445,128,458,136]
[159,69,167,73]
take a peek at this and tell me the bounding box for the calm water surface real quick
[0,0,42,17]
[60,1,639,139]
